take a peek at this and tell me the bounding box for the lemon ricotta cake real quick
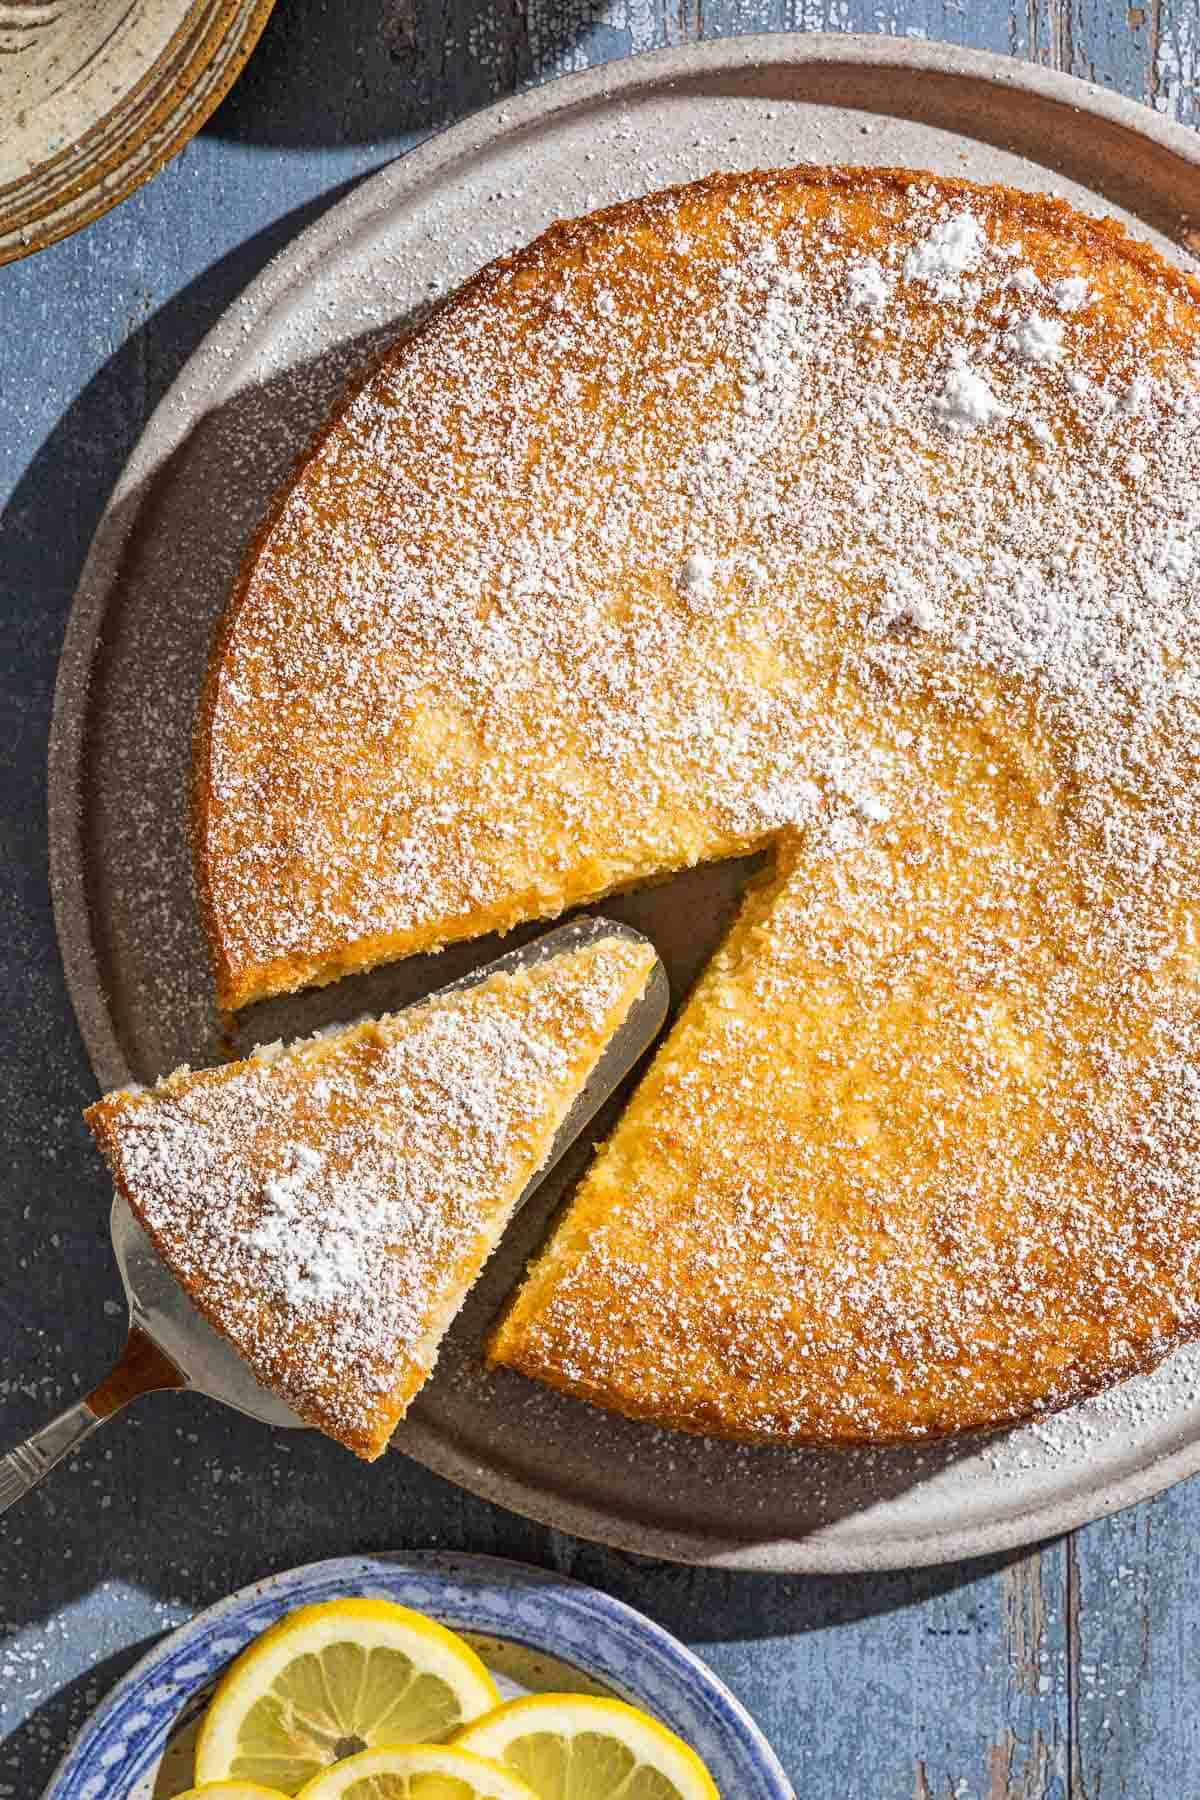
[198,165,1200,1439]
[86,934,656,1457]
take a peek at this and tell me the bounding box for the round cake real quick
[196,167,1200,1442]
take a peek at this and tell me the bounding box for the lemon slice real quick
[195,1599,500,1795]
[454,1695,718,1799]
[295,1743,539,1798]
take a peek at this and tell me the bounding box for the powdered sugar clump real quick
[903,211,985,295]
[1051,274,1091,311]
[678,550,716,600]
[247,1146,370,1306]
[846,256,891,312]
[877,577,943,634]
[1006,313,1066,364]
[932,359,1009,430]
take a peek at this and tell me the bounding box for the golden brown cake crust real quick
[85,938,655,1458]
[198,163,1200,1444]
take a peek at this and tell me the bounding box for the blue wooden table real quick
[2,5,1198,1796]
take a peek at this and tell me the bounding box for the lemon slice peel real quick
[176,1786,291,1799]
[453,1693,719,1800]
[294,1741,540,1798]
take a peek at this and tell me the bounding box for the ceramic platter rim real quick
[40,1550,793,1799]
[48,33,1200,1572]
[0,0,277,266]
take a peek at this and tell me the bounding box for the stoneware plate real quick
[0,0,275,265]
[41,1550,790,1799]
[49,34,1200,1571]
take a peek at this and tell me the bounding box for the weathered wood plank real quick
[1052,0,1150,98]
[1150,0,1200,127]
[1070,1482,1200,1799]
[538,1539,1070,1799]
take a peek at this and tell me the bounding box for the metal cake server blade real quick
[0,918,668,1514]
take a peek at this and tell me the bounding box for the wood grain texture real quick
[0,1,1187,1797]
[1151,0,1200,129]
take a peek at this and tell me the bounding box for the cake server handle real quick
[0,1327,183,1515]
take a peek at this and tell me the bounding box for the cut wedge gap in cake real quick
[85,923,662,1459]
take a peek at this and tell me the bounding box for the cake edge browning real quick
[192,164,1200,1014]
[491,1261,1200,1452]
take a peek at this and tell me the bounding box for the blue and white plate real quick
[44,1551,792,1799]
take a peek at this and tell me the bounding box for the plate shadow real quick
[204,0,625,151]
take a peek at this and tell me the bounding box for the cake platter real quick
[49,33,1200,1572]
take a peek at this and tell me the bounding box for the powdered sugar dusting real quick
[207,172,1200,1007]
[88,938,652,1453]
[903,209,985,295]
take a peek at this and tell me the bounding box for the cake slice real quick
[85,931,657,1459]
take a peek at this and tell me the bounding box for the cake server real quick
[0,918,668,1514]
